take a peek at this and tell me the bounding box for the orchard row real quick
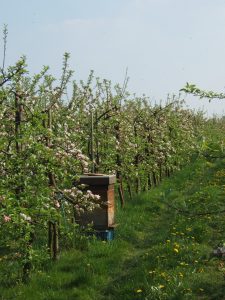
[0,55,206,281]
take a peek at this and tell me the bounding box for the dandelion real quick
[198,268,204,273]
[136,289,142,293]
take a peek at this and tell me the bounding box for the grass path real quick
[1,156,225,299]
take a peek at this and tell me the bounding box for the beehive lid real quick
[79,173,116,185]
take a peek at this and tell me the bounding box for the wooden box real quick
[77,174,116,230]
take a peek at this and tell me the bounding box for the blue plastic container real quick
[86,229,114,241]
[96,229,114,241]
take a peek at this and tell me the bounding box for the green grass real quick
[1,156,225,300]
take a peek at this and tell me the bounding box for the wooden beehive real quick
[77,174,116,230]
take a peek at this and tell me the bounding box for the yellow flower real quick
[174,248,179,253]
[136,289,142,293]
[159,285,165,289]
[179,262,188,266]
[198,268,204,273]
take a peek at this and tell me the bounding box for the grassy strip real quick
[1,156,225,300]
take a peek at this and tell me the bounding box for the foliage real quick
[181,82,225,100]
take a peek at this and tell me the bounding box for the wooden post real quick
[90,110,95,173]
[48,221,53,257]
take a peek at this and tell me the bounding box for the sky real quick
[1,0,225,117]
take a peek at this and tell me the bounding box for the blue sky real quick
[1,0,225,116]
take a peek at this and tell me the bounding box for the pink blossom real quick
[3,215,11,222]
